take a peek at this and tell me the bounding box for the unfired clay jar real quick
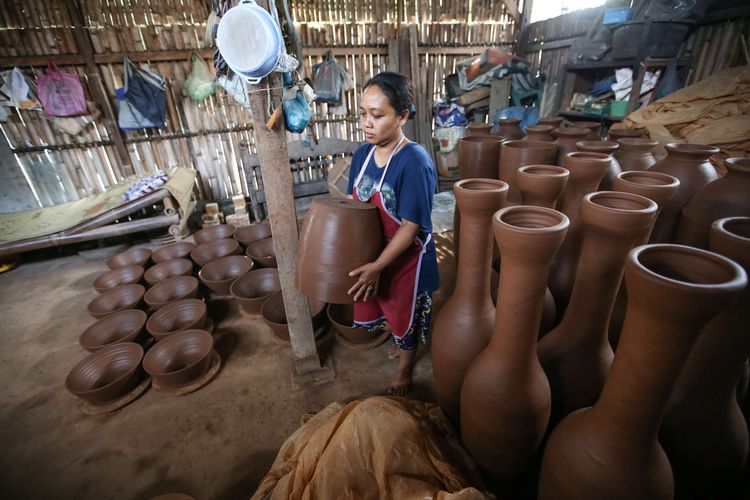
[538,117,564,128]
[296,198,382,304]
[524,124,554,142]
[538,244,747,500]
[467,123,493,136]
[576,140,621,191]
[649,143,720,243]
[65,343,144,405]
[607,127,645,141]
[432,179,509,423]
[193,223,235,244]
[675,157,750,249]
[553,127,590,165]
[613,137,658,172]
[498,140,558,204]
[517,165,569,209]
[571,121,601,140]
[661,217,750,496]
[457,136,503,180]
[460,206,569,482]
[494,118,523,140]
[538,192,657,422]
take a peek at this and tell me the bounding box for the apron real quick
[352,137,431,338]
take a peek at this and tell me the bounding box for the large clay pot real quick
[675,157,750,249]
[661,217,750,496]
[570,121,601,140]
[524,125,554,142]
[297,198,382,304]
[613,137,658,172]
[457,136,503,180]
[538,191,657,422]
[498,140,558,204]
[607,127,645,141]
[432,179,509,423]
[460,205,569,483]
[649,143,720,243]
[494,118,523,140]
[576,140,621,191]
[467,123,493,136]
[553,127,589,165]
[538,117,564,128]
[517,165,569,209]
[538,244,747,500]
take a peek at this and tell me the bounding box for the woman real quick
[346,72,439,396]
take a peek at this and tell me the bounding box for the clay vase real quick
[296,198,382,304]
[538,244,747,500]
[457,136,503,180]
[467,123,493,136]
[571,121,601,140]
[538,191,658,423]
[494,118,523,140]
[607,127,645,141]
[575,140,621,191]
[538,117,564,128]
[649,143,720,243]
[553,127,589,165]
[661,217,750,497]
[613,137,658,172]
[432,179,509,423]
[498,140,558,204]
[524,125,554,142]
[517,165,569,209]
[460,205,569,483]
[675,157,750,249]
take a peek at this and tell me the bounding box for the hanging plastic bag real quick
[0,68,40,109]
[48,101,100,135]
[117,87,163,130]
[217,72,251,108]
[185,53,216,102]
[312,51,346,104]
[123,57,167,125]
[283,89,312,133]
[36,61,87,117]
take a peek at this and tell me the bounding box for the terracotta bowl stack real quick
[245,238,277,268]
[151,242,196,263]
[193,224,235,244]
[198,255,254,295]
[190,239,241,267]
[234,222,272,247]
[230,269,281,314]
[79,310,148,352]
[260,290,326,342]
[327,303,378,345]
[144,276,200,310]
[106,247,152,269]
[143,330,214,387]
[93,265,144,293]
[146,298,208,341]
[143,258,194,285]
[87,284,145,319]
[65,343,144,405]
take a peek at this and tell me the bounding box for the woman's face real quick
[359,84,408,146]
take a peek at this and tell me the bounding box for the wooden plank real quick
[0,48,216,69]
[489,77,511,122]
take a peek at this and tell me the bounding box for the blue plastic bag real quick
[283,90,312,133]
[433,101,468,128]
[494,106,539,131]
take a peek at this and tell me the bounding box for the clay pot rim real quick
[93,265,144,293]
[454,178,509,192]
[518,164,569,178]
[467,123,493,129]
[229,268,280,299]
[144,276,200,307]
[190,238,240,265]
[87,284,145,317]
[538,116,564,123]
[198,255,254,282]
[142,329,213,378]
[554,126,590,136]
[144,258,193,284]
[494,205,570,234]
[585,191,658,215]
[713,217,750,243]
[502,139,557,150]
[725,157,750,174]
[65,342,143,397]
[571,120,601,128]
[526,124,554,132]
[459,135,503,144]
[106,247,152,269]
[193,224,236,244]
[151,242,196,263]
[617,137,659,147]
[608,127,644,136]
[316,197,374,211]
[146,298,207,335]
[664,143,720,156]
[233,222,272,245]
[616,171,680,188]
[245,237,275,256]
[79,309,148,351]
[576,140,619,152]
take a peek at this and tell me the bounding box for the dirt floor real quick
[0,233,456,500]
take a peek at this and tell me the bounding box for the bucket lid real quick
[217,1,281,75]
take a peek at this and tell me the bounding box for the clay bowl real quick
[65,342,144,405]
[143,330,213,387]
[87,284,145,319]
[260,290,327,342]
[245,237,277,268]
[327,303,378,344]
[198,255,255,295]
[144,276,200,310]
[93,265,144,293]
[106,247,152,269]
[79,309,148,352]
[151,242,196,263]
[146,298,208,342]
[230,269,281,314]
[143,258,194,285]
[190,239,241,267]
[193,224,235,244]
[234,222,272,246]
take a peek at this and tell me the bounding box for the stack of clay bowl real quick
[230,268,281,315]
[260,290,327,343]
[143,329,220,395]
[199,255,254,295]
[327,303,390,349]
[146,241,200,310]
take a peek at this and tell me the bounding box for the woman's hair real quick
[363,72,416,119]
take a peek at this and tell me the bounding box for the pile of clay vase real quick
[432,119,750,499]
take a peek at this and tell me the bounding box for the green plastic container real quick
[608,100,628,118]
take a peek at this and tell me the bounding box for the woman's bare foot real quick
[387,345,400,359]
[388,348,416,396]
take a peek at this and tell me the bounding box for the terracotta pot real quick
[146,298,208,342]
[327,303,384,344]
[570,121,601,140]
[230,268,281,314]
[538,192,658,422]
[432,179,509,422]
[538,244,746,500]
[524,124,555,142]
[649,143,720,243]
[93,265,144,293]
[106,247,152,269]
[79,309,148,352]
[576,140,621,191]
[297,198,382,304]
[65,343,144,405]
[193,223,235,244]
[495,118,523,140]
[538,117,564,128]
[675,157,750,249]
[467,123,493,136]
[661,217,750,496]
[245,237,277,268]
[144,276,200,310]
[190,238,241,267]
[607,127,645,141]
[457,136,503,180]
[553,127,590,165]
[517,165,569,209]
[143,258,193,285]
[262,290,327,342]
[143,330,213,387]
[151,242,196,263]
[233,221,272,247]
[613,137,658,172]
[199,255,254,295]
[87,284,145,319]
[498,140,558,204]
[460,206,569,482]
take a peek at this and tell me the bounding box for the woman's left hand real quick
[348,262,383,302]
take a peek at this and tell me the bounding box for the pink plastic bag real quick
[36,61,87,117]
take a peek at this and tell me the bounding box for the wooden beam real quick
[304,47,389,56]
[0,49,216,69]
[502,0,520,23]
[417,45,514,55]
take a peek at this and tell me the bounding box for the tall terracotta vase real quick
[614,137,658,172]
[661,217,750,497]
[494,118,523,140]
[553,127,589,165]
[517,165,569,209]
[607,127,645,141]
[571,120,601,140]
[467,123,493,136]
[538,244,747,500]
[460,205,569,482]
[498,140,558,204]
[675,157,750,249]
[457,136,503,180]
[432,179,509,423]
[576,140,621,190]
[524,124,554,142]
[649,143,720,243]
[538,191,658,422]
[538,116,564,128]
